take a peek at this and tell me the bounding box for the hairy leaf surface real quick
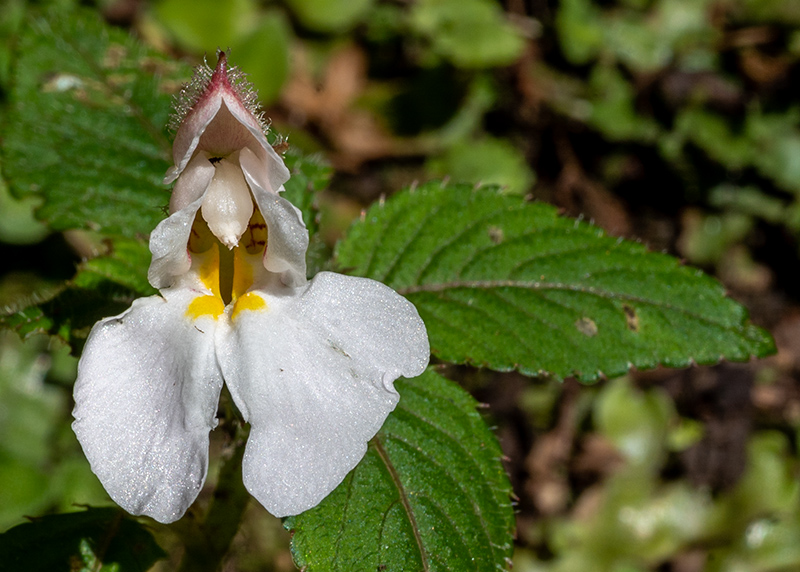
[336,182,774,381]
[2,8,187,236]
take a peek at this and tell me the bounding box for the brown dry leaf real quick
[753,310,800,425]
[718,245,772,293]
[524,379,580,515]
[525,431,571,515]
[573,434,625,477]
[570,483,605,522]
[280,43,413,170]
[771,310,800,371]
[671,550,707,572]
[739,48,791,85]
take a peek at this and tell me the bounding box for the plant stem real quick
[177,429,250,572]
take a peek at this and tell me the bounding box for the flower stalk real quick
[177,418,250,572]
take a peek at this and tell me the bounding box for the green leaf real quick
[586,65,660,142]
[155,0,290,105]
[282,149,333,276]
[556,0,605,65]
[282,149,332,239]
[286,368,514,571]
[0,174,48,245]
[1,236,152,342]
[4,289,133,345]
[2,7,189,237]
[0,507,165,572]
[154,0,259,54]
[0,7,330,339]
[335,182,774,381]
[1,281,136,345]
[0,306,56,340]
[427,136,536,195]
[594,377,673,470]
[72,237,155,297]
[230,12,291,105]
[284,0,374,33]
[410,0,524,68]
[0,332,63,527]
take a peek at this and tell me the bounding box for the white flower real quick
[72,53,429,524]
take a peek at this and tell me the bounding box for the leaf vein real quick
[372,436,431,572]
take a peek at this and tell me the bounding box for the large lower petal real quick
[72,288,224,523]
[217,272,429,516]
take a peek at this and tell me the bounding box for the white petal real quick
[148,196,204,290]
[169,152,215,214]
[165,94,223,184]
[240,147,308,287]
[72,288,224,523]
[234,126,290,196]
[217,272,429,516]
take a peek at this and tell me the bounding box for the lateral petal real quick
[218,272,429,516]
[72,288,224,523]
[234,125,290,196]
[168,152,215,214]
[148,195,204,290]
[240,146,308,287]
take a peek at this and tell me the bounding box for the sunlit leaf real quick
[2,7,187,237]
[336,181,774,381]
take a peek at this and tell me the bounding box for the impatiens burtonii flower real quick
[72,53,429,524]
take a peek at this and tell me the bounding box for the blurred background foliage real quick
[2,0,800,570]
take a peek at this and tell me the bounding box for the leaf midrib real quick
[372,435,430,572]
[398,279,747,330]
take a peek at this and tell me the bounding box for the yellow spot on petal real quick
[231,292,267,321]
[186,295,226,320]
[196,248,222,300]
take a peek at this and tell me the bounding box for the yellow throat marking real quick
[185,228,268,321]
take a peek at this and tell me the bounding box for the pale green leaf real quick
[0,176,48,245]
[155,0,259,54]
[284,0,374,33]
[230,12,291,105]
[427,136,536,195]
[411,0,524,68]
[286,368,514,571]
[335,182,774,381]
